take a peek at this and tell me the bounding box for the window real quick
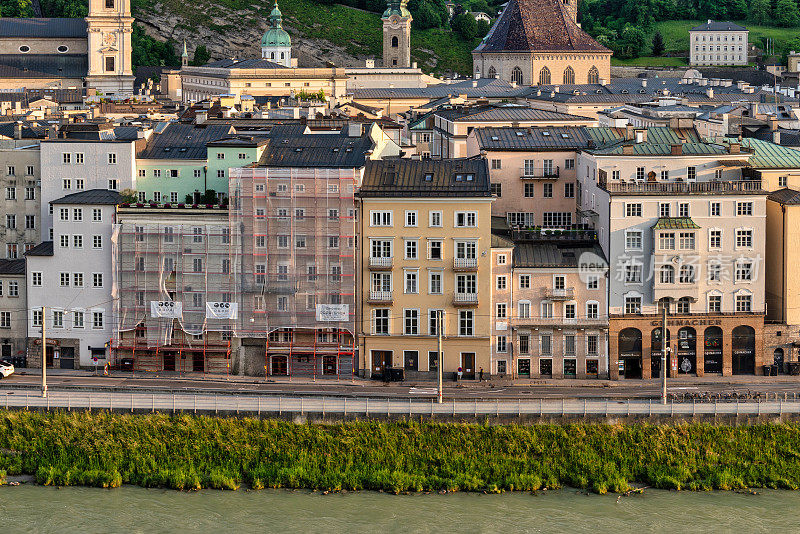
[0,312,9,329]
[736,229,753,248]
[405,210,418,227]
[736,260,753,281]
[92,208,102,222]
[541,334,552,355]
[565,159,575,170]
[679,232,695,250]
[32,309,42,328]
[659,232,675,250]
[524,183,535,197]
[737,202,753,216]
[73,235,83,248]
[779,176,788,187]
[428,240,442,260]
[565,334,576,355]
[587,335,598,356]
[736,293,752,312]
[661,170,669,180]
[519,334,530,354]
[511,66,523,85]
[108,180,118,190]
[429,211,442,227]
[625,295,642,314]
[659,203,671,218]
[625,230,642,250]
[687,166,696,181]
[496,276,507,290]
[565,303,576,320]
[518,301,531,319]
[107,153,117,165]
[5,244,16,259]
[62,153,71,164]
[405,240,417,260]
[53,310,64,328]
[93,273,103,287]
[455,211,477,227]
[404,309,419,335]
[295,235,306,249]
[459,310,474,336]
[25,187,35,200]
[538,66,551,85]
[405,270,418,293]
[8,281,18,297]
[541,301,553,318]
[587,275,599,290]
[31,271,42,286]
[371,210,392,226]
[373,309,390,334]
[678,203,689,217]
[491,159,502,169]
[5,215,14,230]
[564,182,575,198]
[455,241,476,260]
[625,203,642,217]
[708,294,722,312]
[543,212,572,228]
[709,229,722,249]
[679,265,695,284]
[659,265,675,284]
[543,183,553,198]
[496,336,507,353]
[60,272,70,286]
[428,271,442,295]
[153,169,162,178]
[496,303,507,319]
[328,236,339,249]
[491,183,502,197]
[519,275,530,289]
[63,179,71,190]
[636,167,645,181]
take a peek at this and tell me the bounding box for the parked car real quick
[0,360,14,378]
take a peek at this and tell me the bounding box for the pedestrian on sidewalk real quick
[457,366,463,382]
[479,367,484,382]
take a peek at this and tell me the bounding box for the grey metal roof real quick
[0,259,25,275]
[0,121,47,140]
[0,18,87,38]
[360,159,491,198]
[258,134,374,168]
[513,243,606,268]
[0,54,87,79]
[137,123,235,160]
[768,188,800,205]
[476,126,620,150]
[202,58,286,69]
[50,189,121,205]
[353,78,528,100]
[25,241,53,257]
[691,20,747,32]
[434,105,590,123]
[0,88,84,105]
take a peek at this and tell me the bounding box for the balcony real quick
[369,256,393,270]
[599,179,763,195]
[513,316,609,328]
[368,290,393,303]
[453,292,478,306]
[453,257,478,271]
[520,166,560,180]
[544,287,575,300]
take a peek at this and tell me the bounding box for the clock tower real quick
[85,0,135,95]
[382,0,412,68]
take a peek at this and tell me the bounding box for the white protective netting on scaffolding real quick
[229,165,357,339]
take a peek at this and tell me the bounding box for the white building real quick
[690,20,748,66]
[26,190,119,369]
[39,127,139,240]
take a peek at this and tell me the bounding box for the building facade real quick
[382,0,412,68]
[0,259,28,367]
[689,20,748,66]
[0,137,42,260]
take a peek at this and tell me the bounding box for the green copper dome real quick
[382,0,411,18]
[261,0,291,47]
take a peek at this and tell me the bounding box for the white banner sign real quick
[206,302,238,320]
[495,321,508,331]
[316,304,349,322]
[150,301,183,318]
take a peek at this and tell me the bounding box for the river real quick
[2,484,797,533]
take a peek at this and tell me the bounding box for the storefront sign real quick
[315,304,349,322]
[150,301,183,318]
[650,319,722,327]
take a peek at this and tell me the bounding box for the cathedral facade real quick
[472,0,611,86]
[0,0,134,95]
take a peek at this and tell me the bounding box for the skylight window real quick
[516,132,524,137]
[424,173,433,181]
[561,133,570,139]
[491,136,499,141]
[542,131,550,136]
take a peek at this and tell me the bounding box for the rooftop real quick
[0,18,87,38]
[434,105,591,123]
[0,259,25,275]
[50,189,122,206]
[652,217,701,229]
[360,159,491,198]
[0,54,87,79]
[768,188,800,205]
[691,20,747,32]
[257,131,374,168]
[25,241,53,257]
[513,242,607,268]
[137,123,235,160]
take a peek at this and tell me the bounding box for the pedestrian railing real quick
[2,391,800,417]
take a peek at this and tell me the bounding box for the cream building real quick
[472,0,611,86]
[358,159,494,379]
[690,20,748,66]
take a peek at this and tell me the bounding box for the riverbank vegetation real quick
[2,411,800,494]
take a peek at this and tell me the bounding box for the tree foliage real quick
[190,45,211,66]
[652,30,664,56]
[451,12,477,40]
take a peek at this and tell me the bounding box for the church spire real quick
[181,39,189,66]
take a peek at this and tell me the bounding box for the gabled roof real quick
[0,18,87,38]
[0,259,25,275]
[474,0,610,53]
[475,126,620,150]
[691,20,747,32]
[137,123,235,160]
[768,188,800,205]
[434,105,591,123]
[25,241,53,257]
[51,189,121,206]
[360,159,491,198]
[730,137,800,169]
[258,133,374,168]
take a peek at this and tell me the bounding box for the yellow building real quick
[357,159,494,379]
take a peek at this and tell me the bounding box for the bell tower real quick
[382,0,412,68]
[85,0,135,95]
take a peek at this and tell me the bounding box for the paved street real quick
[4,370,800,400]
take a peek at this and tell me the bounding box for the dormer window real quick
[465,173,474,181]
[105,0,114,8]
[424,173,433,181]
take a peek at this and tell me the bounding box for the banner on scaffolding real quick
[315,304,349,322]
[150,301,183,318]
[206,302,239,320]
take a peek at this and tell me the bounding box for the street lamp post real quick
[661,304,667,404]
[437,310,443,404]
[41,306,47,398]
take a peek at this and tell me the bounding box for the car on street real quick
[0,360,14,378]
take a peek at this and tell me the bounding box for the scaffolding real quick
[229,165,357,378]
[112,207,239,375]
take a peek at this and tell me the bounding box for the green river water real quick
[1,485,797,533]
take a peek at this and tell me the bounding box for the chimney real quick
[751,102,758,116]
[622,144,634,155]
[472,80,478,87]
[773,130,781,144]
[635,129,647,143]
[670,144,682,156]
[770,117,779,131]
[347,122,361,137]
[13,121,22,140]
[728,142,740,154]
[196,110,207,124]
[48,124,58,139]
[625,124,634,140]
[706,87,714,98]
[599,78,608,86]
[641,79,647,88]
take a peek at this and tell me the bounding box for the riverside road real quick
[5,370,800,399]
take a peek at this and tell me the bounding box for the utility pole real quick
[437,310,443,404]
[661,304,667,405]
[41,306,47,398]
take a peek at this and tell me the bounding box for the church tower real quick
[182,40,189,67]
[85,0,135,95]
[561,0,578,25]
[382,0,412,68]
[261,0,292,67]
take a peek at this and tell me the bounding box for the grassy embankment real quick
[612,20,800,66]
[2,411,800,494]
[131,0,477,75]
